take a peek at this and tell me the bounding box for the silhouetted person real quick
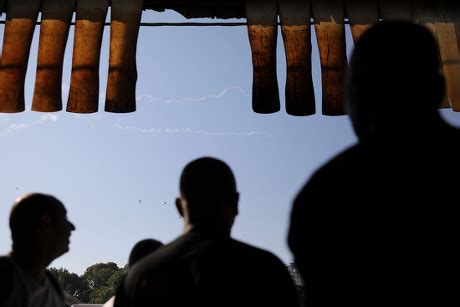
[118,157,299,307]
[105,239,164,307]
[0,193,76,306]
[288,21,460,307]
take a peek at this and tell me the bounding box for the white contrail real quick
[5,114,59,133]
[136,86,249,104]
[114,123,270,137]
[72,113,107,121]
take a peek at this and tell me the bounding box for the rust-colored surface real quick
[314,21,347,116]
[247,25,280,114]
[281,25,315,115]
[32,21,70,112]
[246,0,279,114]
[105,0,143,113]
[350,25,372,43]
[435,23,460,111]
[67,0,109,114]
[456,23,460,51]
[0,19,37,113]
[279,0,315,116]
[32,0,74,112]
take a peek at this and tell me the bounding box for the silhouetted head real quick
[176,157,239,235]
[128,239,163,268]
[9,193,75,259]
[346,21,445,141]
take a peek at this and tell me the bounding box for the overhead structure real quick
[105,0,144,113]
[67,0,109,113]
[32,0,75,112]
[279,0,315,116]
[0,0,41,113]
[246,0,280,114]
[0,0,459,115]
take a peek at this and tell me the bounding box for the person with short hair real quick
[288,21,460,307]
[105,239,164,307]
[119,157,299,307]
[0,193,76,307]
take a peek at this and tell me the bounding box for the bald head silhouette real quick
[345,21,445,141]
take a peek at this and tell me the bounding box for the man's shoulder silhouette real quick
[125,231,298,307]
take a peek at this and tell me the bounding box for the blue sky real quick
[1,10,459,275]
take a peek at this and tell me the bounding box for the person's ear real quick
[175,197,184,218]
[234,193,240,216]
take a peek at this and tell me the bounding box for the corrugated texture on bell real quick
[279,0,315,116]
[246,0,280,114]
[32,0,75,112]
[67,0,109,113]
[415,0,458,110]
[105,0,144,113]
[312,0,347,116]
[346,0,379,43]
[455,22,460,51]
[0,0,41,113]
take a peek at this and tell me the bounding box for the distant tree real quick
[82,262,125,304]
[107,266,128,290]
[83,262,119,290]
[64,291,82,305]
[49,263,128,304]
[48,267,90,302]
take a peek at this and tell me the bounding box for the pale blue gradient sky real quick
[1,10,459,275]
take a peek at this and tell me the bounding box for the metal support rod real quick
[0,20,354,27]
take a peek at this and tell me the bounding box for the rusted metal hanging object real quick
[32,0,75,112]
[0,0,41,113]
[105,0,144,113]
[347,0,380,43]
[67,0,109,113]
[279,0,315,116]
[312,0,347,116]
[246,0,280,114]
[455,22,460,51]
[456,22,460,51]
[434,21,460,111]
[415,0,458,110]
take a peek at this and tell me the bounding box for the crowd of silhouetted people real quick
[1,21,459,307]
